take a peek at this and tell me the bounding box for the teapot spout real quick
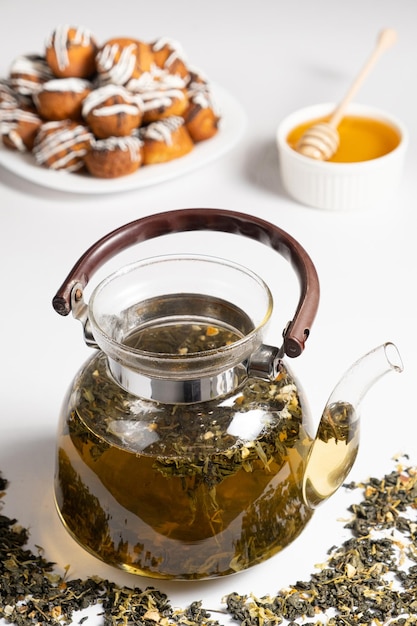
[302,342,403,509]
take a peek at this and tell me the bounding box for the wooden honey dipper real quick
[295,28,398,161]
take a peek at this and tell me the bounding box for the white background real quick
[0,1,416,623]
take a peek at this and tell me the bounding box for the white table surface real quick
[1,1,416,623]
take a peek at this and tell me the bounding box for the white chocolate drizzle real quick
[1,107,40,127]
[1,108,40,151]
[140,116,183,145]
[96,43,137,85]
[6,129,26,151]
[9,55,54,95]
[128,70,185,91]
[82,84,142,118]
[0,82,18,117]
[45,78,91,92]
[33,121,92,171]
[91,135,143,161]
[92,103,140,117]
[187,80,219,114]
[127,73,185,113]
[151,37,187,67]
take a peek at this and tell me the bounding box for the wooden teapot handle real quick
[52,208,320,358]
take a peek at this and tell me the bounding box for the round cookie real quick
[184,75,220,142]
[45,25,98,78]
[96,38,153,85]
[34,78,92,121]
[128,72,188,124]
[150,37,189,80]
[139,115,194,165]
[33,119,92,171]
[9,54,54,97]
[1,105,42,151]
[82,84,143,138]
[84,135,144,178]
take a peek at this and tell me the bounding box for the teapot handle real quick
[52,208,319,358]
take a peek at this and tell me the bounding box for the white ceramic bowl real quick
[276,102,408,211]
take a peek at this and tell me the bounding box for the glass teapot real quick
[52,208,403,580]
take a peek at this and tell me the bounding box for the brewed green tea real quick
[55,345,313,579]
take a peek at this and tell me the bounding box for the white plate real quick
[0,84,246,194]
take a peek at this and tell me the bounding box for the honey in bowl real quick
[287,115,401,163]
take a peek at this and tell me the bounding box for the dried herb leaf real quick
[224,456,417,625]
